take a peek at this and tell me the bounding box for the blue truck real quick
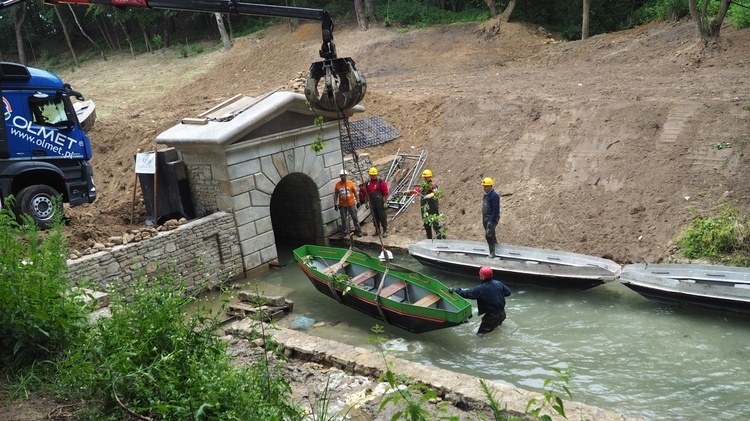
[0,61,96,228]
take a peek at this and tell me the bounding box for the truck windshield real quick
[28,95,70,127]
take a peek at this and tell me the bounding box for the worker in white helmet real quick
[334,169,362,237]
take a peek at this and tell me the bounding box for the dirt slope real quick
[60,18,750,264]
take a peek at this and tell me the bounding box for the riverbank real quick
[222,312,639,420]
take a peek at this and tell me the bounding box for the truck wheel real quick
[17,185,60,229]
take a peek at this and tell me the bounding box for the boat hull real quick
[619,263,750,314]
[294,245,473,333]
[408,239,621,290]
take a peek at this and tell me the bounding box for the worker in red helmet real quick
[449,265,511,337]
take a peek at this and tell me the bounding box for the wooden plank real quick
[198,93,243,117]
[351,269,378,285]
[414,293,441,307]
[323,261,350,276]
[380,280,407,298]
[181,117,208,125]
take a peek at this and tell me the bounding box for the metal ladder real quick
[383,148,428,220]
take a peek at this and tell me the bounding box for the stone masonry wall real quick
[66,212,243,295]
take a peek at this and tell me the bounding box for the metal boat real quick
[619,263,750,314]
[408,239,621,290]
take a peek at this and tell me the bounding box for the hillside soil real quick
[3,16,749,420]
[57,18,750,264]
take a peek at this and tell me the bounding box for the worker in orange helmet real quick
[449,265,511,337]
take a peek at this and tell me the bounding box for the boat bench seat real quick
[322,261,350,276]
[379,280,407,298]
[351,269,378,285]
[414,293,441,307]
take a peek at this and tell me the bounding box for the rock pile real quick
[68,218,188,259]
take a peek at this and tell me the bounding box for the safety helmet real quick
[481,177,494,187]
[422,169,433,178]
[368,167,378,176]
[339,169,348,176]
[479,265,493,279]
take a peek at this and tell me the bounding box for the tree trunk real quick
[67,5,107,62]
[13,4,28,64]
[53,5,79,66]
[582,0,590,40]
[118,20,136,59]
[214,13,232,51]
[354,0,368,31]
[364,0,377,23]
[97,16,116,51]
[689,0,730,39]
[484,0,498,17]
[136,11,153,53]
[501,0,517,22]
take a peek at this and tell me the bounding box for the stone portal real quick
[156,91,364,272]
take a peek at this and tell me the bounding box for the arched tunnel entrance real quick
[270,172,324,250]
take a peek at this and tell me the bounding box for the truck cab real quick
[1,62,96,228]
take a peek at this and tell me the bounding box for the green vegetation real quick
[56,274,302,420]
[377,0,490,28]
[0,201,91,370]
[525,367,572,421]
[677,204,750,266]
[368,324,453,420]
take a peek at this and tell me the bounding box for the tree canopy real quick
[0,0,748,65]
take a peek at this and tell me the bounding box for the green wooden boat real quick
[293,244,473,333]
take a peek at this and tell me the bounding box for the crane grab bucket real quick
[305,57,367,113]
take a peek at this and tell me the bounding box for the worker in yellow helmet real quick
[481,177,500,258]
[364,167,390,237]
[406,169,445,239]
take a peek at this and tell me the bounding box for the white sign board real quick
[135,152,156,174]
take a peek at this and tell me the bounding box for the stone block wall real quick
[66,212,243,295]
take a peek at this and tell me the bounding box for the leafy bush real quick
[377,0,490,28]
[678,205,750,264]
[151,33,164,50]
[633,0,690,24]
[57,273,303,420]
[0,202,91,369]
[729,1,750,28]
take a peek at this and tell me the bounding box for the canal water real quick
[236,244,750,421]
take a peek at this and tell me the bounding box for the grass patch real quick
[677,204,750,265]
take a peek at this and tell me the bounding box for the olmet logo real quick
[3,97,11,121]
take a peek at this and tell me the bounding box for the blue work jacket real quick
[455,279,511,315]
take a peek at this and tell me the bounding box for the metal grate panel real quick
[340,116,400,154]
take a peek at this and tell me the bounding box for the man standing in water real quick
[481,177,500,258]
[449,265,511,337]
